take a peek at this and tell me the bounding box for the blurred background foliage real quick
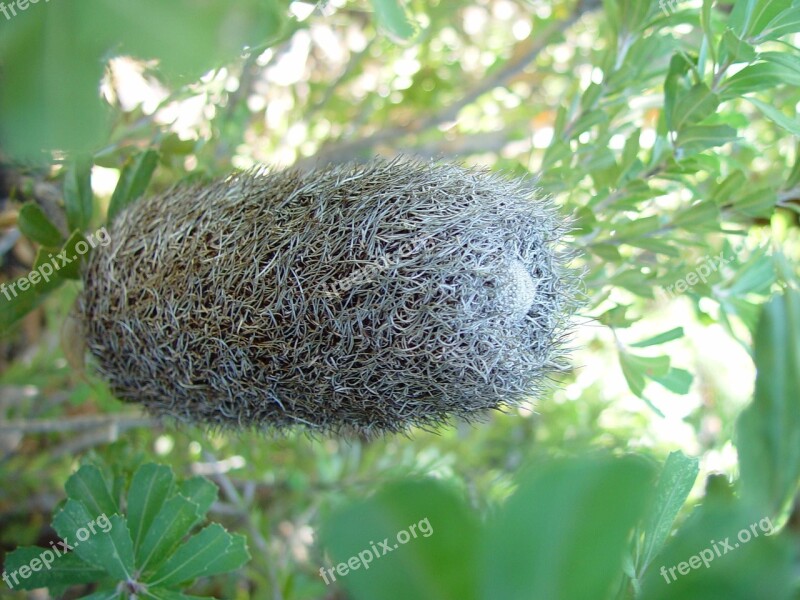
[1,0,800,598]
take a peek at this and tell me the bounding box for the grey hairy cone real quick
[79,157,578,436]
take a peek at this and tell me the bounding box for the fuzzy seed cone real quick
[79,158,578,436]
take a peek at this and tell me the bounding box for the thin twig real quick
[0,414,155,434]
[301,0,602,167]
[203,451,284,600]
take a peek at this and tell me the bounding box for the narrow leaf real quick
[637,451,700,577]
[17,202,64,247]
[631,327,685,348]
[64,464,119,519]
[127,464,175,554]
[63,156,94,231]
[107,150,159,223]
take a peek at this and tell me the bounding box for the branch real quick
[0,413,155,434]
[301,0,601,167]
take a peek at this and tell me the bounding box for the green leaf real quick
[17,202,63,247]
[672,83,719,133]
[179,476,218,521]
[200,533,250,578]
[619,351,670,415]
[788,141,800,188]
[63,157,94,232]
[58,230,92,280]
[730,0,793,37]
[719,62,800,100]
[322,480,480,600]
[725,249,775,297]
[53,502,134,581]
[631,327,685,348]
[141,589,208,600]
[736,289,800,518]
[671,200,720,230]
[613,215,662,241]
[137,495,201,573]
[371,0,416,42]
[651,368,694,395]
[127,464,175,554]
[711,170,747,205]
[79,590,121,600]
[744,96,800,137]
[719,29,757,63]
[107,150,159,223]
[639,492,795,599]
[0,273,61,335]
[731,186,777,218]
[676,124,737,155]
[483,455,655,600]
[0,1,286,158]
[64,464,119,519]
[636,452,699,578]
[148,524,249,587]
[618,0,656,33]
[757,6,800,40]
[1,547,106,591]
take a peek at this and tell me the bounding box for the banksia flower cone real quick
[79,158,578,435]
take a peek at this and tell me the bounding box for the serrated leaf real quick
[631,327,684,348]
[201,533,250,578]
[1,547,106,591]
[127,464,175,554]
[137,495,201,573]
[53,502,134,581]
[65,464,119,519]
[179,476,218,521]
[17,202,63,247]
[148,524,247,587]
[107,150,159,223]
[63,157,94,232]
[636,451,699,578]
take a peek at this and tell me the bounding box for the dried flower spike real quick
[79,158,578,436]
